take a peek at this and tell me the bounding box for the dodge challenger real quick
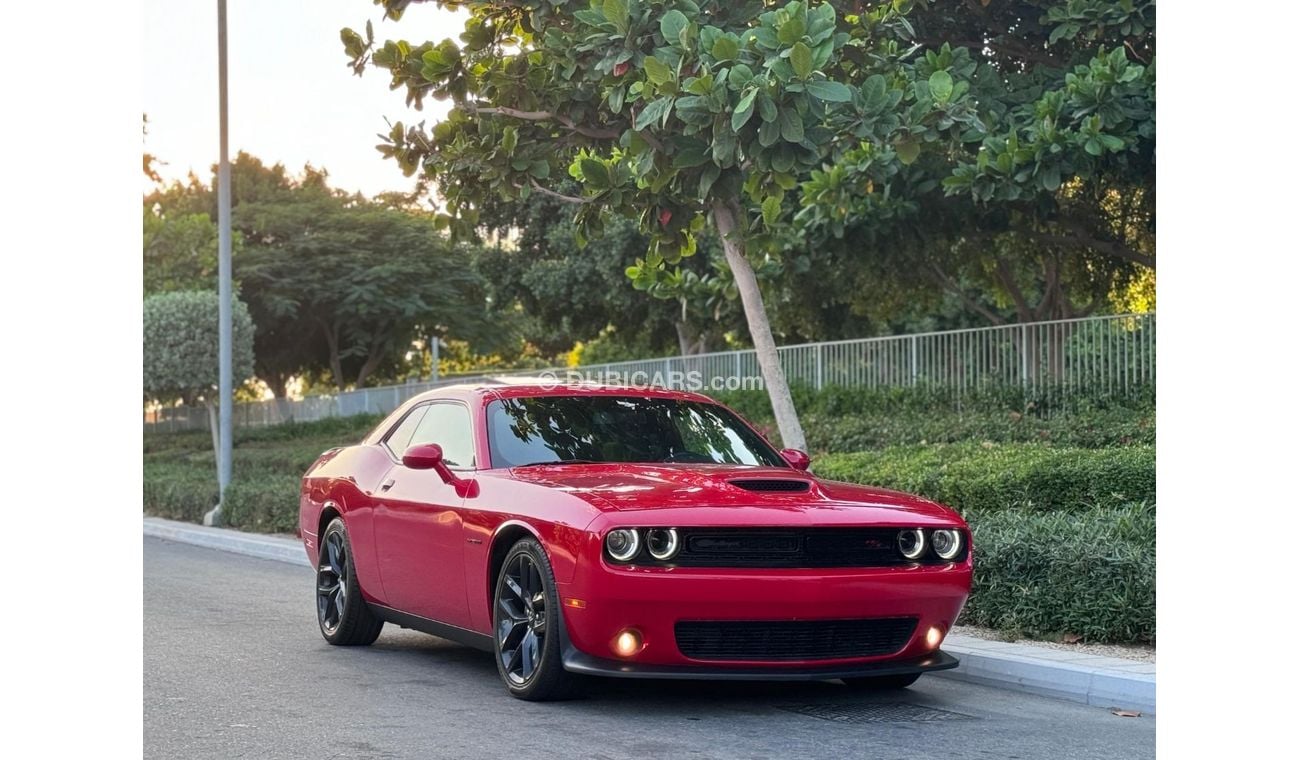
[299,382,971,700]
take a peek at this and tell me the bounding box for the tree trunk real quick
[711,199,806,451]
[205,399,221,485]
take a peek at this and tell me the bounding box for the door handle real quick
[380,478,395,492]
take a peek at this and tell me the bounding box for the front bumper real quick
[556,557,972,670]
[562,647,959,681]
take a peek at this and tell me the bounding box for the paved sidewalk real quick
[142,516,1155,714]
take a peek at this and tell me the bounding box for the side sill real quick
[368,604,495,652]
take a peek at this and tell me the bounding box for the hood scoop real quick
[728,478,812,493]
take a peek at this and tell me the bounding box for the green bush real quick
[143,462,218,523]
[223,473,301,534]
[814,443,1155,512]
[710,382,1155,422]
[962,503,1155,643]
[143,413,382,530]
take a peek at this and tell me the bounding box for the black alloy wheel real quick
[316,518,384,646]
[492,538,579,700]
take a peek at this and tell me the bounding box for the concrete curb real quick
[144,517,308,567]
[939,636,1155,714]
[144,516,1154,714]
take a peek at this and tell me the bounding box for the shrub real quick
[814,443,1155,512]
[143,463,217,523]
[223,473,301,534]
[961,503,1155,643]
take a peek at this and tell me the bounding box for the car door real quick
[373,401,474,629]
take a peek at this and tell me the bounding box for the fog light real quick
[924,625,945,650]
[612,628,643,658]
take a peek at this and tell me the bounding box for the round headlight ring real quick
[898,528,926,560]
[605,528,641,562]
[646,528,680,561]
[932,529,963,560]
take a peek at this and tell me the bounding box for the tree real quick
[795,1,1155,311]
[343,1,1151,448]
[143,291,256,465]
[236,194,490,390]
[475,184,744,359]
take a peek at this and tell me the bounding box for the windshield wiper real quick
[514,459,602,467]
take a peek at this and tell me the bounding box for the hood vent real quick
[728,479,812,493]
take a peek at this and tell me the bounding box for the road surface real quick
[144,537,1154,759]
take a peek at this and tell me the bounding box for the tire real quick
[842,673,922,690]
[492,537,581,701]
[316,517,384,646]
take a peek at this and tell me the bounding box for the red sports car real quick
[299,382,971,700]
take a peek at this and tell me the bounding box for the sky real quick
[143,0,465,198]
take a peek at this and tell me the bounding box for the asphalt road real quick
[144,537,1154,759]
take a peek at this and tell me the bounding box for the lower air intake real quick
[674,617,918,661]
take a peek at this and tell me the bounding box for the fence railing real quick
[144,313,1154,432]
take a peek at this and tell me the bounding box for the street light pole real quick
[206,0,233,526]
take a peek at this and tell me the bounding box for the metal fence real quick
[144,313,1155,432]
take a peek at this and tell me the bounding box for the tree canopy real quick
[342,0,1153,448]
[143,290,256,405]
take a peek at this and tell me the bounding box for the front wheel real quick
[842,673,922,690]
[492,538,580,701]
[316,518,384,646]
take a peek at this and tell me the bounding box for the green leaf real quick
[805,79,852,102]
[778,16,806,45]
[778,108,804,143]
[603,0,629,33]
[761,195,782,226]
[672,144,711,169]
[1039,163,1061,192]
[729,63,754,90]
[660,10,689,46]
[928,70,954,104]
[711,35,739,61]
[635,96,673,130]
[500,126,518,155]
[643,56,673,86]
[758,92,778,122]
[579,158,610,188]
[790,42,813,79]
[529,160,550,179]
[698,164,721,197]
[758,118,781,147]
[895,136,920,165]
[731,89,757,131]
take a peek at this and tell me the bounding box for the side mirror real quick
[402,443,445,470]
[780,448,811,471]
[402,443,477,497]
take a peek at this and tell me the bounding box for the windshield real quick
[486,395,784,468]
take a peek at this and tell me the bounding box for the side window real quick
[383,406,428,458]
[409,403,476,468]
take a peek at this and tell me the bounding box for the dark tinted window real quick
[410,403,475,468]
[487,396,782,468]
[383,406,428,457]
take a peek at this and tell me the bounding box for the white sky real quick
[143,0,465,197]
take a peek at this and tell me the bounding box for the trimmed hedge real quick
[814,443,1155,513]
[962,503,1155,643]
[711,384,1154,452]
[143,413,382,533]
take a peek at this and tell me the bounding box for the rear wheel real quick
[842,673,922,690]
[316,518,384,646]
[492,538,580,701]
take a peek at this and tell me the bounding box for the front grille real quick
[728,479,811,493]
[671,528,919,568]
[675,617,918,661]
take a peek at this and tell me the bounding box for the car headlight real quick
[897,528,926,560]
[931,529,963,560]
[646,528,680,560]
[605,529,640,561]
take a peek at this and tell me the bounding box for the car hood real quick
[508,463,962,527]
